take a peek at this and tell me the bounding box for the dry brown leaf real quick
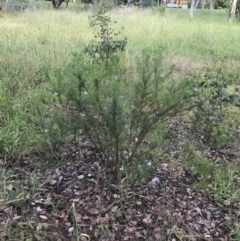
[0,206,7,212]
[42,223,49,229]
[36,223,42,231]
[111,206,118,212]
[127,227,134,233]
[135,231,142,237]
[3,207,10,214]
[75,213,82,223]
[0,223,6,232]
[143,229,147,236]
[12,215,21,220]
[166,229,171,235]
[148,177,160,188]
[153,227,161,232]
[195,207,202,215]
[58,211,66,219]
[142,218,148,223]
[154,233,161,239]
[34,234,42,240]
[102,213,109,223]
[50,180,57,185]
[142,215,152,224]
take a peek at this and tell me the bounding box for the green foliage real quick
[52,10,196,182]
[3,0,39,12]
[86,8,127,68]
[184,152,240,203]
[0,89,40,161]
[213,167,239,202]
[183,152,216,188]
[185,156,215,178]
[232,224,240,241]
[151,5,166,15]
[190,62,240,147]
[34,105,68,159]
[214,0,231,9]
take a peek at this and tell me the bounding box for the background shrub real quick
[4,0,39,12]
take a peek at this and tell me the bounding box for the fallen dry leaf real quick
[135,231,142,237]
[153,227,161,232]
[142,215,152,224]
[39,215,48,220]
[0,223,6,232]
[195,207,202,215]
[111,205,118,212]
[36,223,42,231]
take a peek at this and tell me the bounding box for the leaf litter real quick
[0,139,239,241]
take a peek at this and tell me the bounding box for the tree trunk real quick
[209,0,216,12]
[127,0,132,7]
[0,0,3,18]
[229,0,238,21]
[201,0,205,10]
[194,0,200,8]
[190,0,195,19]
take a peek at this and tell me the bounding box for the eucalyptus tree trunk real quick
[190,0,195,19]
[127,0,132,6]
[201,0,205,10]
[0,0,2,17]
[194,0,200,8]
[209,0,216,12]
[229,0,238,21]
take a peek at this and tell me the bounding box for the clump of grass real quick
[184,154,240,203]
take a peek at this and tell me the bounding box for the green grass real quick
[0,7,240,239]
[0,7,239,158]
[0,5,240,240]
[184,155,240,202]
[121,8,240,59]
[0,4,239,170]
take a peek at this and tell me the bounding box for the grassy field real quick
[1,6,240,158]
[0,4,240,240]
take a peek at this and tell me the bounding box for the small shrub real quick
[190,62,240,147]
[215,0,230,9]
[85,6,127,68]
[52,9,196,182]
[4,0,39,12]
[151,5,166,15]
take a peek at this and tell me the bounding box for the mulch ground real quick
[0,140,239,241]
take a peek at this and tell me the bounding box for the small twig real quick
[124,191,150,200]
[94,163,101,193]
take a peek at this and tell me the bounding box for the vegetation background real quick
[0,1,240,240]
